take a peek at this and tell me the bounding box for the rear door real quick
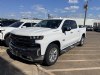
[69,20,80,44]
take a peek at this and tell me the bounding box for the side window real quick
[70,20,77,29]
[62,20,77,29]
[23,23,32,27]
[62,20,71,28]
[32,23,37,26]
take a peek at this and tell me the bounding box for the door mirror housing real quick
[62,27,71,33]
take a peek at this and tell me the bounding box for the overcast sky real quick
[0,0,100,19]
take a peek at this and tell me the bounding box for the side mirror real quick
[62,27,71,33]
[22,26,26,28]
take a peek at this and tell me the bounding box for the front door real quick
[61,20,73,49]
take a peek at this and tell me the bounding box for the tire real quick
[78,37,85,46]
[5,36,10,47]
[43,43,59,66]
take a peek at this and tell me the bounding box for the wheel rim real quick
[49,48,58,63]
[81,38,84,45]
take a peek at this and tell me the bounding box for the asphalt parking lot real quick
[0,31,100,75]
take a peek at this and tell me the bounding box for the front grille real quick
[10,34,36,48]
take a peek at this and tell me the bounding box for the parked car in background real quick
[0,19,41,46]
[85,25,93,31]
[98,24,100,32]
[93,22,100,32]
[1,20,17,27]
[9,18,86,66]
[78,25,85,28]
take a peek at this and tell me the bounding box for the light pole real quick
[45,10,47,19]
[44,8,48,19]
[84,0,88,26]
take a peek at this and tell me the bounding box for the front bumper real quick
[9,43,43,61]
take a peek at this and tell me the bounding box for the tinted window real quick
[70,20,77,29]
[32,23,37,26]
[62,20,71,28]
[1,20,17,27]
[9,22,23,27]
[62,20,77,29]
[35,20,62,29]
[23,23,32,27]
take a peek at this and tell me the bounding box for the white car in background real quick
[0,19,41,46]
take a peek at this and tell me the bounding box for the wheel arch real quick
[82,33,86,38]
[4,33,10,39]
[46,40,61,55]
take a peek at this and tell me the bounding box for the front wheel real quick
[43,43,59,66]
[5,36,10,47]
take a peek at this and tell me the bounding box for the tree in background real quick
[0,18,18,26]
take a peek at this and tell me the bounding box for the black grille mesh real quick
[10,34,35,48]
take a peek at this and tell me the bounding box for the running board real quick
[60,42,79,55]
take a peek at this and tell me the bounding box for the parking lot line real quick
[72,50,100,51]
[48,67,100,72]
[57,59,100,62]
[0,50,6,53]
[63,54,100,55]
[76,47,100,48]
[36,65,55,75]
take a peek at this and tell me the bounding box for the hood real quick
[11,27,58,36]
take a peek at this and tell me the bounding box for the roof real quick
[46,18,96,26]
[20,19,41,23]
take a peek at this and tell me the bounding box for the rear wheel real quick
[43,43,59,66]
[78,37,85,46]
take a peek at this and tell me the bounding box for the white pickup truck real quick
[9,18,86,66]
[0,19,41,46]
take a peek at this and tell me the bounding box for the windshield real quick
[35,20,62,29]
[9,22,23,27]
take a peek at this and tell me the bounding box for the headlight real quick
[32,36,44,40]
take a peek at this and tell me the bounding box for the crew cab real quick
[9,18,86,66]
[0,19,41,46]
